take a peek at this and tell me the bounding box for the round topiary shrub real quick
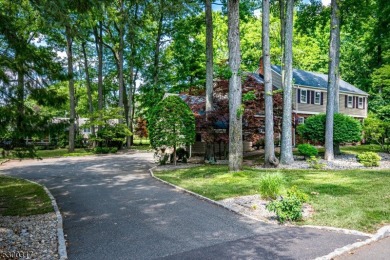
[297,113,362,145]
[357,152,381,167]
[297,143,318,159]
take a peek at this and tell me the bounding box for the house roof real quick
[270,65,368,96]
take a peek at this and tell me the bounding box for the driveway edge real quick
[27,180,68,260]
[315,225,390,260]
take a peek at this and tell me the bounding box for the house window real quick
[314,92,321,105]
[297,117,305,125]
[358,97,363,108]
[83,128,90,133]
[258,126,265,134]
[300,89,307,103]
[347,96,353,108]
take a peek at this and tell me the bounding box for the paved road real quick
[336,236,390,260]
[1,153,368,259]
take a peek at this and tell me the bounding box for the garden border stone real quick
[26,180,68,260]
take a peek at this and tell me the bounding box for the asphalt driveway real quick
[1,153,368,259]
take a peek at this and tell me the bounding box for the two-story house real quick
[179,60,368,155]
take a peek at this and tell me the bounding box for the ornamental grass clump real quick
[259,172,284,200]
[357,152,381,167]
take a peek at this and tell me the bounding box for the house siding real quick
[339,94,367,118]
[293,87,327,114]
[272,70,282,89]
[292,87,368,118]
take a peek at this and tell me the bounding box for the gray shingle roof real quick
[271,65,368,96]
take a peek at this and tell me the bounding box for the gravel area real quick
[0,213,58,260]
[261,153,390,170]
[218,194,314,225]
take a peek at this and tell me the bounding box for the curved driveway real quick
[1,153,367,259]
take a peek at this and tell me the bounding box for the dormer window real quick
[300,89,307,103]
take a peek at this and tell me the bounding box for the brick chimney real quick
[258,56,264,76]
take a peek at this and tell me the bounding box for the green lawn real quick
[133,137,150,145]
[340,144,382,154]
[1,148,94,159]
[36,148,94,158]
[0,176,53,216]
[130,144,152,151]
[155,166,390,233]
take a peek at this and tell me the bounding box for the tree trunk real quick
[263,0,279,168]
[279,0,285,91]
[280,0,294,165]
[16,55,24,144]
[204,0,216,162]
[228,0,243,172]
[94,22,104,132]
[127,3,139,148]
[81,41,95,144]
[153,0,164,87]
[325,0,340,161]
[66,25,75,152]
[118,0,126,126]
[205,0,214,114]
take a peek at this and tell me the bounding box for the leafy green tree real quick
[298,114,362,149]
[363,113,390,153]
[148,96,195,165]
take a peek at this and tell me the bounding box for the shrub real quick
[94,147,110,154]
[110,147,118,153]
[357,152,381,167]
[159,154,169,165]
[307,156,325,170]
[297,113,362,145]
[176,147,189,161]
[297,144,318,158]
[259,173,284,200]
[287,186,309,203]
[266,196,303,223]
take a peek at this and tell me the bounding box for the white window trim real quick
[300,89,307,103]
[314,91,321,105]
[298,117,305,124]
[358,97,364,109]
[347,96,353,108]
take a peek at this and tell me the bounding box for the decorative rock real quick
[0,213,58,260]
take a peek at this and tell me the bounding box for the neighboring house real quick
[168,62,368,155]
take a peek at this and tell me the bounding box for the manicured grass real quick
[1,148,94,159]
[130,144,152,151]
[0,176,53,216]
[155,166,390,233]
[340,144,382,154]
[133,138,150,145]
[36,148,94,158]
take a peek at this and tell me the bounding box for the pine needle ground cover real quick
[0,176,53,216]
[155,166,390,233]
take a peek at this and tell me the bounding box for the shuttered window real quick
[300,89,307,103]
[347,96,353,108]
[314,92,321,105]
